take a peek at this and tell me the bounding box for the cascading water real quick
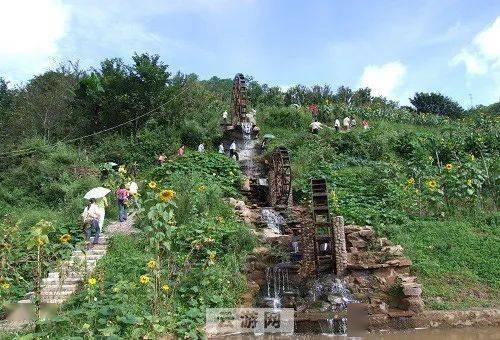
[263,265,292,309]
[306,276,358,335]
[261,208,285,234]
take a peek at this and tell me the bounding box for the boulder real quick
[359,229,375,238]
[402,283,422,297]
[252,246,270,256]
[378,237,393,247]
[400,297,424,313]
[381,245,404,256]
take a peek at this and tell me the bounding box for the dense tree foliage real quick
[410,92,464,117]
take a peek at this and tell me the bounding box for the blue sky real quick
[0,0,499,105]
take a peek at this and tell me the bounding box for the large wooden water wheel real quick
[231,73,247,126]
[269,146,292,207]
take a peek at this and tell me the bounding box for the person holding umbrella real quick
[81,198,102,249]
[84,187,110,232]
[115,184,129,222]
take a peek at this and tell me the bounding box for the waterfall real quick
[261,208,285,234]
[264,266,292,309]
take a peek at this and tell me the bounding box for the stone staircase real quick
[18,235,109,305]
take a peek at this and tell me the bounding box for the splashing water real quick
[264,266,292,308]
[261,208,285,234]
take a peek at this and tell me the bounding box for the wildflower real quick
[159,189,175,202]
[1,282,10,290]
[207,251,217,265]
[59,234,71,243]
[407,178,415,185]
[147,260,157,269]
[37,237,45,246]
[112,287,119,293]
[428,156,433,161]
[198,184,207,191]
[216,216,224,224]
[118,165,127,174]
[167,219,176,225]
[445,163,453,171]
[470,154,475,161]
[140,275,150,285]
[414,189,420,195]
[229,171,234,176]
[148,181,157,189]
[162,284,170,292]
[426,179,438,189]
[88,277,97,286]
[467,179,473,186]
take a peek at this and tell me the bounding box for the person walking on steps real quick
[334,118,341,132]
[82,198,102,249]
[198,143,205,153]
[116,184,129,222]
[229,141,238,160]
[218,142,225,154]
[222,111,228,125]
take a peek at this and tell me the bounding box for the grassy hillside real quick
[259,106,499,309]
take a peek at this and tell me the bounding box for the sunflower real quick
[215,216,224,224]
[445,163,453,171]
[147,260,157,269]
[59,234,71,243]
[407,177,415,185]
[37,237,45,246]
[159,189,175,202]
[140,275,150,285]
[198,184,207,191]
[148,181,157,189]
[470,154,475,161]
[118,165,127,174]
[467,178,473,186]
[88,277,97,286]
[426,179,438,189]
[1,282,10,290]
[162,284,170,292]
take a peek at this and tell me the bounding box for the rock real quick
[350,239,367,248]
[350,247,358,253]
[359,228,375,238]
[381,245,404,256]
[229,197,238,206]
[345,225,363,233]
[241,178,251,191]
[252,246,270,256]
[400,297,424,313]
[402,283,422,297]
[385,258,412,267]
[378,237,393,247]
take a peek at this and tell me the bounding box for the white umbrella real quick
[84,187,111,199]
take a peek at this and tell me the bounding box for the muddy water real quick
[220,327,500,339]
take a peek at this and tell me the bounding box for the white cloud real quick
[451,17,500,75]
[359,61,406,98]
[0,0,70,81]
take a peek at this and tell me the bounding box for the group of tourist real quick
[82,173,138,249]
[310,116,369,134]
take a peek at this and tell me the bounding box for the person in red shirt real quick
[115,185,129,222]
[177,145,185,156]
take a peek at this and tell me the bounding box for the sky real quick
[0,0,499,106]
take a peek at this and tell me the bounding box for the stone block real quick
[400,297,424,313]
[402,283,422,297]
[359,229,375,238]
[381,245,404,256]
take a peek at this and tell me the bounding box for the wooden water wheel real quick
[231,73,247,126]
[270,146,292,207]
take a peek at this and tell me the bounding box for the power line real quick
[0,83,192,159]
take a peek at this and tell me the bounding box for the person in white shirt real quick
[197,143,205,153]
[222,111,228,125]
[343,116,351,130]
[127,180,139,208]
[350,117,357,129]
[229,141,237,159]
[82,198,102,249]
[218,143,225,154]
[334,118,341,132]
[310,120,323,134]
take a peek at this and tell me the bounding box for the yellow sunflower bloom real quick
[1,283,11,290]
[426,180,438,189]
[140,275,150,285]
[198,184,207,191]
[148,181,157,189]
[88,277,97,286]
[147,260,157,269]
[59,234,71,243]
[37,237,45,246]
[159,189,175,202]
[467,179,473,186]
[445,163,453,171]
[470,154,475,161]
[407,178,415,185]
[162,284,170,292]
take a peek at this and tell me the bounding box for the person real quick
[343,116,351,130]
[127,179,139,209]
[310,120,322,134]
[362,119,369,129]
[222,111,228,125]
[334,118,341,132]
[177,145,185,156]
[229,141,237,159]
[248,109,257,126]
[116,185,129,222]
[96,195,108,232]
[218,142,225,154]
[309,104,318,120]
[157,153,166,165]
[350,117,357,129]
[198,143,205,153]
[82,198,102,249]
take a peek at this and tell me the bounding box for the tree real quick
[410,92,463,117]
